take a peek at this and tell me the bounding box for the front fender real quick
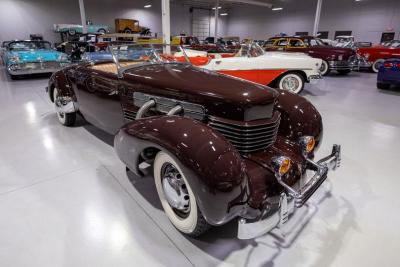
[114,116,248,225]
[275,89,323,150]
[48,69,75,102]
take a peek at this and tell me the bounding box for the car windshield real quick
[236,43,265,57]
[8,41,52,51]
[390,41,400,48]
[109,44,190,69]
[308,38,326,47]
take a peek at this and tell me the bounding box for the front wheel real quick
[319,60,331,76]
[53,88,76,126]
[153,151,210,237]
[277,72,304,94]
[377,82,390,90]
[97,28,107,34]
[372,59,384,73]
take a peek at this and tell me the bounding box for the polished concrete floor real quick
[0,67,399,267]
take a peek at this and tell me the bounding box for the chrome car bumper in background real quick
[308,74,322,84]
[328,60,352,70]
[7,61,69,75]
[237,144,341,239]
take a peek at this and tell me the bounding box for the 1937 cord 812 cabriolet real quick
[46,44,341,239]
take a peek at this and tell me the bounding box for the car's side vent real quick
[123,109,137,121]
[208,112,281,153]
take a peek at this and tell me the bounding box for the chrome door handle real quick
[215,60,222,64]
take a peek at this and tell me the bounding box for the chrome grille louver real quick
[208,112,281,153]
[123,109,137,121]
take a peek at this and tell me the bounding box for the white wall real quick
[226,0,400,43]
[0,0,226,43]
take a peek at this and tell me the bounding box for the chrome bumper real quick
[308,74,322,84]
[328,60,352,70]
[237,144,341,239]
[7,62,69,76]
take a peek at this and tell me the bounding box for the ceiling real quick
[170,0,287,9]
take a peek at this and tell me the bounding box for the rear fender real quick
[114,115,248,225]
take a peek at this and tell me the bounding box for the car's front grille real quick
[208,112,280,153]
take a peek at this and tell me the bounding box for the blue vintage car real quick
[82,46,154,62]
[54,23,109,35]
[377,58,400,89]
[3,40,70,79]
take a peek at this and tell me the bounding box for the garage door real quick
[192,8,210,41]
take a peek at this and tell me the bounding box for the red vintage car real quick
[357,42,400,72]
[265,36,357,75]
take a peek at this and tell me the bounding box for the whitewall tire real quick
[319,60,330,76]
[153,151,210,236]
[372,59,384,73]
[53,88,76,126]
[277,72,305,94]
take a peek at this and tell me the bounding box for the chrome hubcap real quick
[282,76,300,91]
[161,163,190,214]
[320,62,326,73]
[54,92,65,119]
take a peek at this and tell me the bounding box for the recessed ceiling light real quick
[212,6,222,10]
[144,4,152,8]
[272,7,283,11]
[220,13,228,16]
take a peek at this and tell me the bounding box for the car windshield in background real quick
[109,44,190,66]
[237,43,265,57]
[9,41,52,51]
[309,38,326,47]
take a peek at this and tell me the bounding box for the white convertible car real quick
[185,43,322,94]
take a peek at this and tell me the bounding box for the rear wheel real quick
[153,151,210,237]
[337,69,351,75]
[277,72,304,94]
[53,88,76,126]
[68,29,77,36]
[372,59,384,73]
[319,60,330,76]
[123,28,132,34]
[377,82,390,90]
[97,28,107,34]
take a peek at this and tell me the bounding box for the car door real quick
[286,38,307,53]
[269,38,289,51]
[69,64,125,134]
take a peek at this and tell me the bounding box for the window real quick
[276,38,288,47]
[288,39,305,47]
[318,31,329,39]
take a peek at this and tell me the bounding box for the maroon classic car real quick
[265,36,356,75]
[46,44,341,239]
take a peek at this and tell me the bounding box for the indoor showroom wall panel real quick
[226,0,400,43]
[0,0,80,42]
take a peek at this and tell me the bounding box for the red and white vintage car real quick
[184,44,322,94]
[357,42,400,72]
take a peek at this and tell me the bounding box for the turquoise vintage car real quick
[54,23,109,35]
[3,40,70,79]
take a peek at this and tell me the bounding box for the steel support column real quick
[162,0,171,45]
[312,0,323,36]
[214,0,219,40]
[78,0,87,34]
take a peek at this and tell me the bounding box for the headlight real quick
[299,136,315,155]
[58,53,68,62]
[9,55,20,62]
[271,156,291,177]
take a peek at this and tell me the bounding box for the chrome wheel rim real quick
[161,163,190,218]
[282,76,300,92]
[53,89,65,120]
[320,61,327,74]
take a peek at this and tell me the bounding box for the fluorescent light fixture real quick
[212,6,222,10]
[220,13,228,16]
[355,0,362,1]
[272,7,283,11]
[144,4,152,8]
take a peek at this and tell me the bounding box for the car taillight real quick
[384,62,394,68]
[397,63,400,68]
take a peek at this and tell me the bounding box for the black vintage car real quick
[47,44,341,239]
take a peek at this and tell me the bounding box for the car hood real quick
[309,46,355,59]
[10,50,64,62]
[123,63,279,121]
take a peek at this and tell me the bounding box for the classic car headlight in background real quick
[299,136,315,155]
[9,55,20,63]
[58,53,69,62]
[271,156,291,177]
